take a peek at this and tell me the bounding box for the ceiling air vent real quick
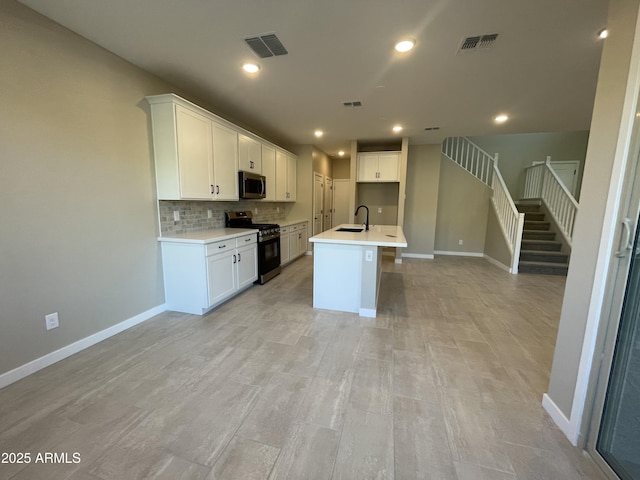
[244,33,288,58]
[343,101,363,108]
[458,33,499,53]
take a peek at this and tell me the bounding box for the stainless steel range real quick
[226,211,281,284]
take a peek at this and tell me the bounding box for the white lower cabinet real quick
[280,221,308,266]
[161,233,257,315]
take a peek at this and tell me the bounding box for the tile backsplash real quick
[159,200,291,235]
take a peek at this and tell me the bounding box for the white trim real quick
[0,303,167,389]
[483,254,513,273]
[434,250,484,257]
[401,253,435,259]
[543,393,578,445]
[359,307,377,318]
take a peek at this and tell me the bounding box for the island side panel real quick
[313,243,362,314]
[358,246,381,318]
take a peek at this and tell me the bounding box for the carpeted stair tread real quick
[519,260,569,275]
[520,239,563,251]
[519,250,569,263]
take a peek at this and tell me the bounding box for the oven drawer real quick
[206,239,235,256]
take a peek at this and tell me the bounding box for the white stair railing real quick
[491,164,525,273]
[442,136,494,186]
[442,137,524,273]
[523,157,578,246]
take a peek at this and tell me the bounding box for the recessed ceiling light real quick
[598,28,609,39]
[338,150,345,156]
[392,125,403,133]
[242,63,260,73]
[395,39,415,53]
[314,130,324,138]
[494,114,509,123]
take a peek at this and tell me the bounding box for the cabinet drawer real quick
[290,224,299,232]
[236,234,257,247]
[206,239,235,256]
[281,226,290,234]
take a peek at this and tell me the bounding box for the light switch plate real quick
[365,250,373,261]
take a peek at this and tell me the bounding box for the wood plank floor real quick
[0,256,608,480]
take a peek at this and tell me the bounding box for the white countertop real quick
[309,224,407,247]
[279,219,308,227]
[158,228,256,244]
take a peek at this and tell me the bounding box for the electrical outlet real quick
[277,207,280,213]
[173,210,180,221]
[458,239,464,245]
[378,208,382,214]
[207,209,212,219]
[45,312,59,330]
[254,207,258,214]
[365,250,373,262]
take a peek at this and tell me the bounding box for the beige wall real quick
[332,158,351,179]
[404,145,441,256]
[434,158,492,253]
[469,132,590,201]
[0,0,176,375]
[356,184,399,226]
[484,206,513,269]
[547,0,640,434]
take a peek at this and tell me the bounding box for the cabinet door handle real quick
[216,185,220,194]
[219,244,226,249]
[238,252,241,262]
[233,254,237,263]
[245,237,251,242]
[211,185,215,194]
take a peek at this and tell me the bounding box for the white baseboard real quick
[483,254,512,273]
[359,308,377,318]
[434,250,484,257]
[0,303,167,389]
[542,393,578,446]
[402,253,435,259]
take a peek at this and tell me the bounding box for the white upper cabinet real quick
[357,152,400,182]
[211,122,239,201]
[276,150,297,202]
[175,106,214,199]
[238,134,262,174]
[147,93,295,202]
[261,144,276,201]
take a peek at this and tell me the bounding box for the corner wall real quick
[403,145,441,256]
[0,0,172,377]
[545,0,640,444]
[435,157,492,255]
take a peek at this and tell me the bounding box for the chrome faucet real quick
[355,205,370,231]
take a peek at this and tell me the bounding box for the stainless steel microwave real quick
[239,171,266,199]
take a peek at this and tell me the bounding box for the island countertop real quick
[309,224,407,247]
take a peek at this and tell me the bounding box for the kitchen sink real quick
[336,227,364,232]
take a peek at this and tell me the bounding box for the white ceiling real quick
[18,0,609,158]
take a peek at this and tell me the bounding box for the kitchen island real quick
[309,224,407,317]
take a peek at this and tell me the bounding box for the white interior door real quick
[324,177,333,230]
[333,179,350,226]
[550,161,580,196]
[313,172,324,236]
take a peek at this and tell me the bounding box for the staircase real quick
[517,203,569,275]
